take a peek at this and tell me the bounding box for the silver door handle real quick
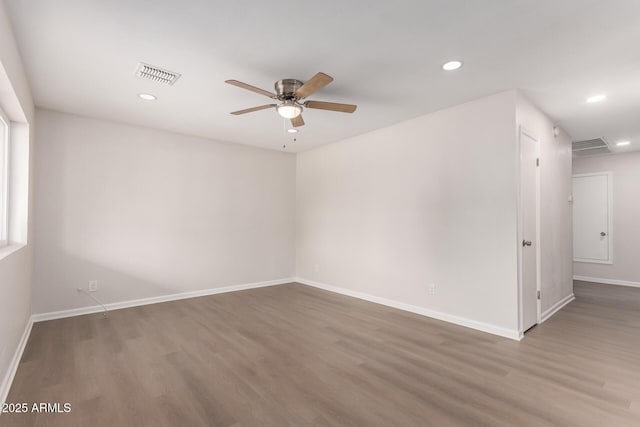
[522,240,532,247]
[600,232,607,237]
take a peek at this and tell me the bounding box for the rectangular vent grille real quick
[572,138,610,156]
[573,146,611,156]
[135,63,181,86]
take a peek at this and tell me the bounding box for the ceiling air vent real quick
[572,138,610,157]
[135,62,181,86]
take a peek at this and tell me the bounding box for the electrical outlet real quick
[428,283,437,295]
[88,280,98,292]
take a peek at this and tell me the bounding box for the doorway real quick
[573,172,613,264]
[519,127,540,333]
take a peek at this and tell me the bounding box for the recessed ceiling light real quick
[442,60,463,71]
[586,94,606,103]
[616,141,631,146]
[138,93,157,101]
[287,129,298,134]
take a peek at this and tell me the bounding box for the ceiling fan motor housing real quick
[275,79,303,100]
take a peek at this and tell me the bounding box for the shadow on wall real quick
[33,251,187,314]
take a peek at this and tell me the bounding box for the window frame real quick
[0,107,9,248]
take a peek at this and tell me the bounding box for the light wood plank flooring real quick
[2,281,639,426]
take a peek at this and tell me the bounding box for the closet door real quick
[573,173,612,263]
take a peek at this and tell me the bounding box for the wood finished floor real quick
[2,281,639,426]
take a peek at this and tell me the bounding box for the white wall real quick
[516,93,573,315]
[297,91,521,334]
[573,152,640,285]
[33,109,296,314]
[0,0,34,405]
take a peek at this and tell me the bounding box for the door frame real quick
[572,171,614,264]
[517,126,541,334]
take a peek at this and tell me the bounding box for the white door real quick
[573,173,612,263]
[520,129,539,332]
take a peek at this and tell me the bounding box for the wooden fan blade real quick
[291,115,305,127]
[304,101,357,113]
[225,80,277,98]
[295,72,334,99]
[230,104,276,115]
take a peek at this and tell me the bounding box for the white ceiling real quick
[5,0,640,153]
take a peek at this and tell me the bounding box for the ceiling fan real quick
[225,72,357,128]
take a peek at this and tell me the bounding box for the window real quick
[0,108,8,247]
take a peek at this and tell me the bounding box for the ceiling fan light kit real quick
[276,100,302,119]
[226,72,357,129]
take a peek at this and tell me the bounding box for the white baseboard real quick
[0,316,33,407]
[573,275,640,288]
[295,278,522,341]
[540,293,575,323]
[32,277,296,322]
